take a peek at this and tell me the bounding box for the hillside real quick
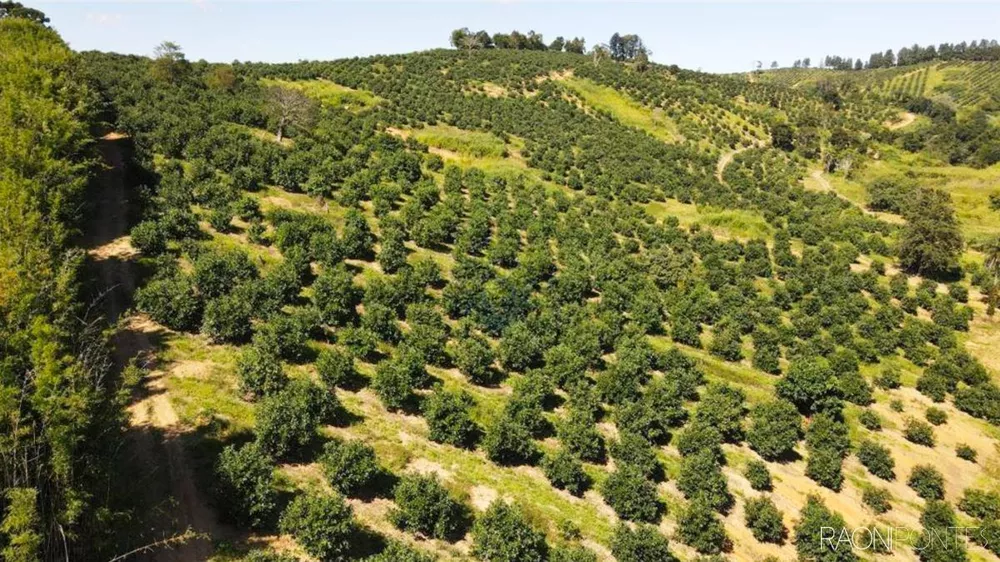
[4,11,1000,562]
[754,61,1000,111]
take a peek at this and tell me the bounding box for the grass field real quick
[411,124,509,159]
[259,78,381,111]
[560,76,681,143]
[822,145,1000,242]
[645,199,774,240]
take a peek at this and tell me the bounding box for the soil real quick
[88,137,221,561]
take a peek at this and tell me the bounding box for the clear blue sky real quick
[36,1,1000,73]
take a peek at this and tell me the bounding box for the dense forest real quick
[3,4,1000,562]
[0,14,135,562]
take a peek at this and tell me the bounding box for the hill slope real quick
[64,42,1000,562]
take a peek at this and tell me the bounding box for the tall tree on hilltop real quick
[150,41,189,84]
[0,1,47,24]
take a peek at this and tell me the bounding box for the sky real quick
[36,1,1000,74]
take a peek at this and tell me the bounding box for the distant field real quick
[756,60,1000,112]
[259,77,381,110]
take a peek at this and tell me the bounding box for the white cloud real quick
[85,12,123,26]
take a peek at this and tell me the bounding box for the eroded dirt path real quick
[87,136,219,561]
[886,111,917,130]
[716,143,760,184]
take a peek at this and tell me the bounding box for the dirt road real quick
[88,136,219,561]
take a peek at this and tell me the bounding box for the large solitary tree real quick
[266,86,317,143]
[899,188,963,277]
[151,41,189,84]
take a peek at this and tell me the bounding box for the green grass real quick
[335,391,617,545]
[561,76,680,143]
[159,333,254,436]
[831,146,1000,242]
[411,124,508,159]
[645,199,773,240]
[647,335,776,403]
[259,78,380,111]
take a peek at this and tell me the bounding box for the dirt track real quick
[88,137,218,561]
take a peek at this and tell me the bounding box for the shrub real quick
[601,465,661,523]
[856,440,895,480]
[805,413,849,456]
[558,409,605,463]
[202,293,254,343]
[319,439,383,498]
[677,450,733,513]
[255,379,336,459]
[135,274,203,331]
[422,387,479,448]
[236,345,287,399]
[838,370,873,406]
[403,303,450,366]
[904,418,935,447]
[916,501,966,561]
[609,432,660,480]
[252,314,310,362]
[747,399,801,461]
[956,444,977,462]
[925,407,948,426]
[708,325,742,362]
[677,498,727,554]
[497,321,541,372]
[610,523,677,562]
[863,487,892,514]
[314,265,361,326]
[452,332,498,385]
[341,208,375,259]
[391,473,469,541]
[542,449,589,496]
[776,356,841,414]
[695,384,746,443]
[471,500,548,562]
[675,422,723,461]
[793,496,856,562]
[744,496,785,544]
[744,460,772,491]
[955,383,1000,424]
[130,219,167,254]
[858,410,882,431]
[372,347,427,411]
[549,546,597,562]
[916,373,949,402]
[483,411,538,466]
[806,446,844,491]
[958,488,1000,520]
[193,248,257,299]
[364,541,435,562]
[361,303,401,344]
[279,493,356,562]
[316,347,357,390]
[214,442,277,529]
[890,399,904,412]
[908,465,945,500]
[875,366,901,389]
